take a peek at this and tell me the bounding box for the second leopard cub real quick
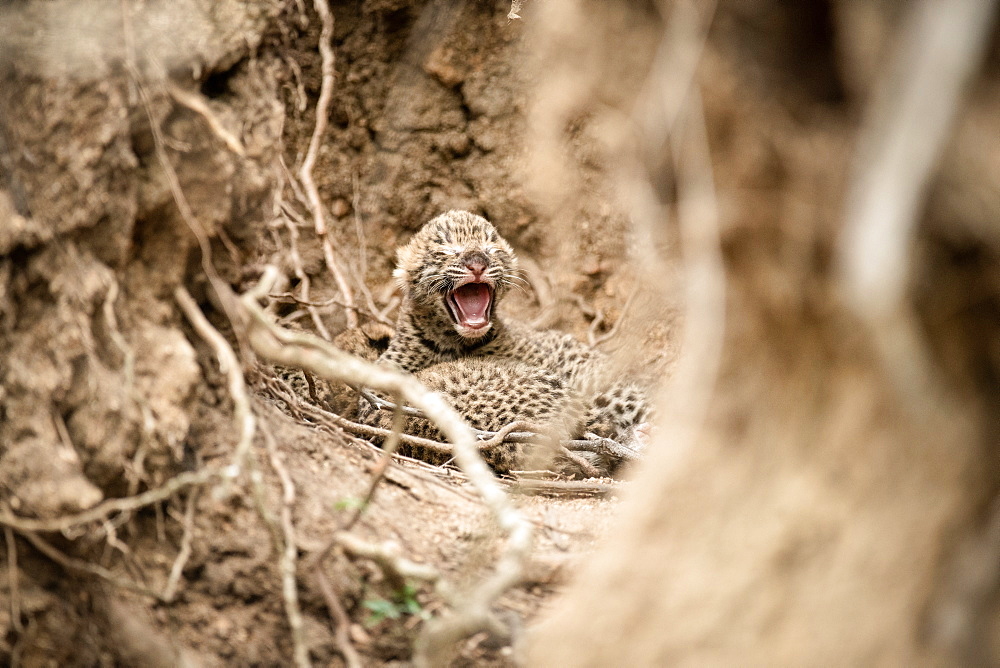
[361,210,650,473]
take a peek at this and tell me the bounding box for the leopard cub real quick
[359,210,652,475]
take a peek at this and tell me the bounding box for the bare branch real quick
[333,531,443,586]
[558,447,602,479]
[241,267,532,664]
[0,468,216,533]
[278,207,332,341]
[174,286,257,488]
[589,288,638,348]
[614,0,724,484]
[507,478,622,498]
[838,0,998,321]
[836,0,998,400]
[299,0,358,327]
[300,0,335,238]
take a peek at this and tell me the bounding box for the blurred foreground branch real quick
[837,0,997,397]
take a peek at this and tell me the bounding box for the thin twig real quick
[315,568,364,668]
[341,396,405,532]
[131,65,252,371]
[623,0,714,281]
[261,426,311,668]
[119,0,137,104]
[837,0,998,403]
[167,82,246,156]
[377,295,401,324]
[589,288,638,348]
[20,530,165,601]
[262,387,488,507]
[332,532,442,587]
[618,0,723,484]
[1,56,309,659]
[357,396,636,465]
[99,517,134,571]
[558,447,602,478]
[0,468,217,533]
[5,527,23,633]
[321,237,359,328]
[350,171,387,322]
[507,478,622,497]
[161,488,198,602]
[359,389,425,418]
[299,0,336,237]
[269,290,391,327]
[175,286,257,491]
[299,0,358,327]
[656,85,726,479]
[101,279,136,408]
[280,212,332,340]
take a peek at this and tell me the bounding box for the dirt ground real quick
[2,0,999,665]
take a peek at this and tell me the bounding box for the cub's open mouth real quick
[445,282,493,332]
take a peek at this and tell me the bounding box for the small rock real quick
[583,255,603,276]
[213,616,234,638]
[423,46,464,87]
[331,198,350,218]
[349,623,371,645]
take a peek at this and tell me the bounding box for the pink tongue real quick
[452,283,491,326]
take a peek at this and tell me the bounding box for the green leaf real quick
[362,597,401,627]
[333,497,367,512]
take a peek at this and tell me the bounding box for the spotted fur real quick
[368,359,586,473]
[280,322,393,417]
[365,210,651,474]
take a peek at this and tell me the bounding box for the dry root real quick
[241,266,533,666]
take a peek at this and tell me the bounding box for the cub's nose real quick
[464,252,488,276]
